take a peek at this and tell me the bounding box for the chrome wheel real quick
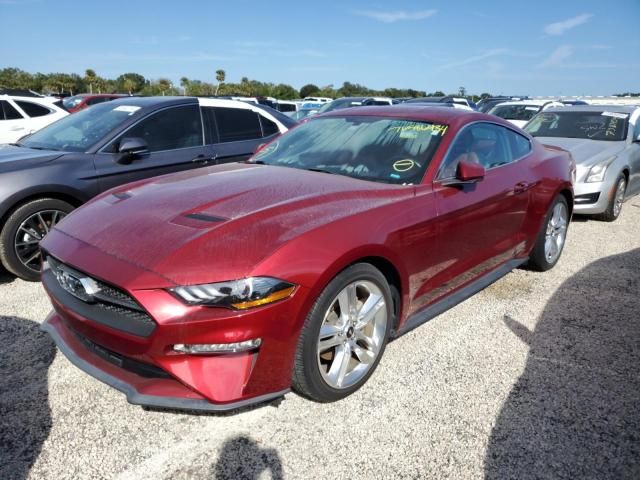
[613,178,626,218]
[14,209,66,272]
[544,202,568,264]
[317,280,387,389]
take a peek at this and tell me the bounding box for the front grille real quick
[45,254,156,337]
[76,332,171,379]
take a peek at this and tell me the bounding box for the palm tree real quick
[158,78,172,96]
[180,77,189,95]
[215,69,226,95]
[84,69,97,94]
[123,78,136,95]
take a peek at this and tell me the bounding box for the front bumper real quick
[572,179,617,214]
[42,312,289,411]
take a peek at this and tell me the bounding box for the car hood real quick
[0,144,64,171]
[535,137,626,167]
[51,162,413,286]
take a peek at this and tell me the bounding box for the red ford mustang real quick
[40,106,574,411]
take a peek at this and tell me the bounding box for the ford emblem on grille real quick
[48,257,101,303]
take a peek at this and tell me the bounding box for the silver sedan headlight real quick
[585,156,615,183]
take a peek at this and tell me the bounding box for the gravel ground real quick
[1,199,639,480]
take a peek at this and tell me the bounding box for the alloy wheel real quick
[613,178,626,218]
[544,202,568,264]
[14,209,66,272]
[316,280,387,389]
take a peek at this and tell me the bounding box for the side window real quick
[438,123,512,178]
[504,128,532,159]
[201,107,220,145]
[214,107,262,142]
[87,97,108,106]
[1,100,24,120]
[15,101,51,118]
[260,115,280,137]
[119,105,202,152]
[634,119,640,141]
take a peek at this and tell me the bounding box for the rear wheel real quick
[292,263,392,402]
[0,198,73,281]
[528,195,569,271]
[597,174,626,222]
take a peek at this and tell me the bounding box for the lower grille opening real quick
[575,192,600,204]
[76,331,171,379]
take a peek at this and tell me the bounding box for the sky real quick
[1,0,639,96]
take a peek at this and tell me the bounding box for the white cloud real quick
[538,45,574,67]
[436,48,540,70]
[354,9,437,23]
[544,14,593,36]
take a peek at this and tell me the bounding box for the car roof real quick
[495,100,557,107]
[544,104,639,114]
[0,94,59,104]
[106,96,198,108]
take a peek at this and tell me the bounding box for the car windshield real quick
[62,96,85,109]
[252,116,447,185]
[524,111,629,141]
[490,104,541,121]
[19,102,141,152]
[317,99,364,114]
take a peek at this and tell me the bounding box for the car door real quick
[93,104,209,192]
[626,115,640,196]
[0,99,29,142]
[423,122,534,305]
[201,105,276,164]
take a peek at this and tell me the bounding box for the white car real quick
[302,96,332,103]
[488,100,564,128]
[0,95,68,143]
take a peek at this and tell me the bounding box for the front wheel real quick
[597,174,626,222]
[292,263,392,402]
[528,195,569,272]
[0,198,73,281]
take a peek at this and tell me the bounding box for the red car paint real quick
[40,106,574,411]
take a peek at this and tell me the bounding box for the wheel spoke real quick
[355,293,384,330]
[36,213,49,234]
[353,345,375,365]
[19,226,42,241]
[327,344,351,387]
[15,239,40,247]
[23,249,41,266]
[318,324,342,351]
[337,283,357,322]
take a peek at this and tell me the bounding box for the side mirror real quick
[457,160,485,182]
[117,137,148,164]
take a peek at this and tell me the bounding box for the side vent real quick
[184,213,226,223]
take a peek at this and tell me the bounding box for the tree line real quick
[0,67,472,99]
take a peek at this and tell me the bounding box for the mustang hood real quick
[0,144,64,171]
[50,163,413,286]
[537,137,625,167]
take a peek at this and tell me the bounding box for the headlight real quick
[169,277,296,310]
[585,156,615,183]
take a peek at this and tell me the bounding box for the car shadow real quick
[485,248,640,479]
[211,435,283,480]
[0,316,56,480]
[0,266,16,285]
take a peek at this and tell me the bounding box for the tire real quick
[0,198,74,281]
[292,263,393,402]
[528,195,569,272]
[596,174,626,222]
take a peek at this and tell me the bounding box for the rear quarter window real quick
[15,101,51,118]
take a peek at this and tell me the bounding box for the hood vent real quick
[184,213,226,223]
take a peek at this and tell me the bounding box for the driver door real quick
[93,104,211,192]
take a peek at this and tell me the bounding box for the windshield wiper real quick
[8,142,22,147]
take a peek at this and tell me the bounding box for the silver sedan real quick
[524,105,640,221]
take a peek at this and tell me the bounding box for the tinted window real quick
[260,115,279,137]
[16,101,51,117]
[122,105,202,152]
[87,97,110,106]
[524,111,629,141]
[253,116,446,185]
[439,123,512,178]
[201,107,219,145]
[214,107,262,142]
[505,129,531,159]
[277,103,297,112]
[1,100,23,120]
[490,104,541,121]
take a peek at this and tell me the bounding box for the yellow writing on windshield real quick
[389,124,449,136]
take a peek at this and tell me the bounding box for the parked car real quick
[288,107,320,121]
[476,96,529,113]
[302,96,332,103]
[62,94,129,113]
[0,94,68,143]
[40,106,574,411]
[524,105,640,221]
[488,100,564,128]
[403,96,474,111]
[316,97,396,114]
[0,96,294,280]
[275,100,298,113]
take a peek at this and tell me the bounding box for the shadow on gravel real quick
[0,316,55,480]
[212,435,283,480]
[485,249,640,479]
[0,266,15,285]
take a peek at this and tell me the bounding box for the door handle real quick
[513,182,530,194]
[191,154,209,164]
